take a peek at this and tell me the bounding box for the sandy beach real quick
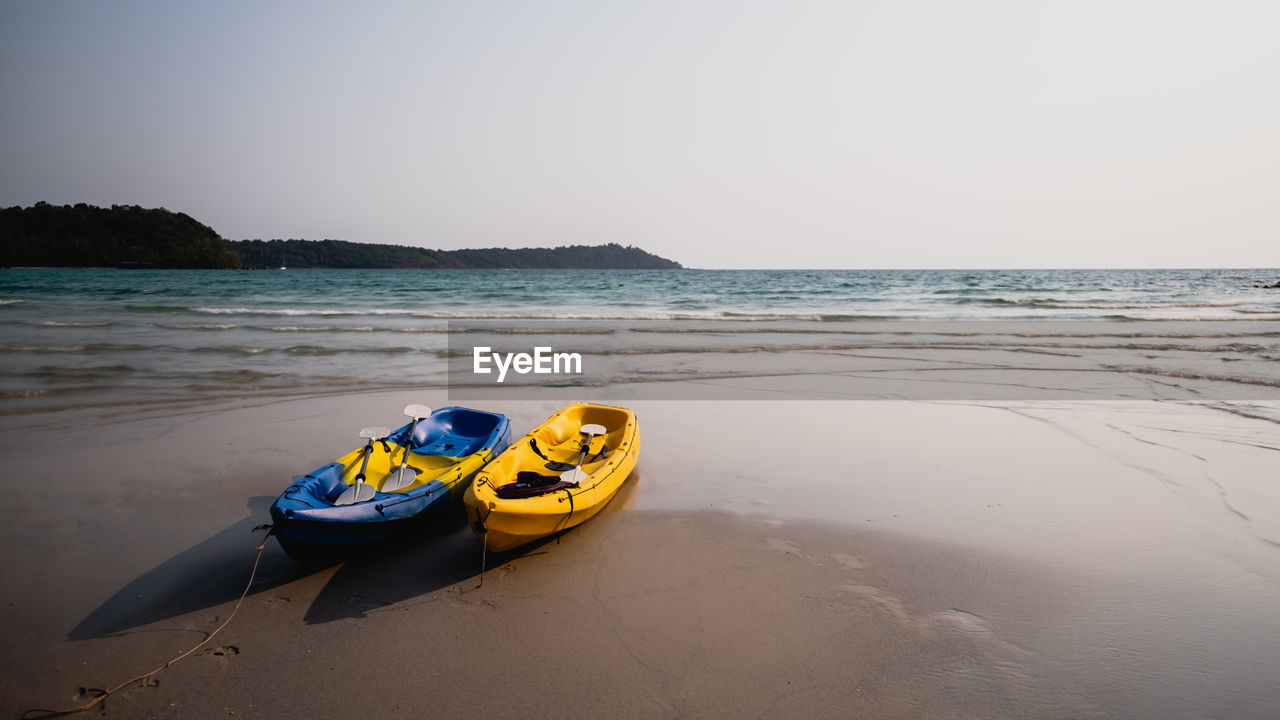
[2,385,1278,719]
[6,0,1280,714]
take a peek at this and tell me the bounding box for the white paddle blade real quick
[382,466,421,492]
[359,426,391,440]
[403,404,431,420]
[579,423,607,436]
[334,481,376,506]
[560,467,587,485]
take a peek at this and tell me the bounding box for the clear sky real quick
[2,1,1277,269]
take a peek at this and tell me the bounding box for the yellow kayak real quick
[464,403,640,552]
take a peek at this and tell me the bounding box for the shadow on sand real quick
[299,512,551,625]
[298,470,646,624]
[71,473,642,639]
[68,497,313,641]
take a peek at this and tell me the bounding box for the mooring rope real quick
[477,524,490,589]
[474,504,492,589]
[24,527,275,719]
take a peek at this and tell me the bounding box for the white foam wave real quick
[1028,299,1246,310]
[159,323,237,330]
[192,306,814,321]
[2,345,87,352]
[270,325,378,332]
[19,320,115,328]
[179,302,1280,323]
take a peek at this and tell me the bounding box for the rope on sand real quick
[474,504,491,589]
[24,527,275,719]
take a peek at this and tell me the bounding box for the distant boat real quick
[280,253,287,270]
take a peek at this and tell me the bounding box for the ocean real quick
[3,267,1279,414]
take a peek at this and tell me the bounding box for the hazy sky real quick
[2,1,1277,269]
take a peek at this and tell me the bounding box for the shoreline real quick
[5,318,1280,419]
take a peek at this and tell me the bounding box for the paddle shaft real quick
[335,428,391,505]
[396,416,422,470]
[353,438,375,484]
[573,440,592,469]
[561,426,605,485]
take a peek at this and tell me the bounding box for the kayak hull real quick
[270,406,511,560]
[464,403,639,552]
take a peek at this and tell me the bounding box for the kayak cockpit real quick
[409,408,506,458]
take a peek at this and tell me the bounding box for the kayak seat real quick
[411,407,503,457]
[415,431,479,457]
[281,462,348,505]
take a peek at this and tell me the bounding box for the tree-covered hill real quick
[231,238,682,269]
[1,202,241,268]
[0,203,683,270]
[438,244,682,269]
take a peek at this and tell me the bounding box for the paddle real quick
[382,404,431,492]
[334,426,391,506]
[559,423,607,486]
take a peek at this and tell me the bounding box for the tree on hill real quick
[0,202,684,270]
[232,239,451,269]
[0,202,240,268]
[229,239,682,269]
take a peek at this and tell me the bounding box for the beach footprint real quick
[204,645,241,665]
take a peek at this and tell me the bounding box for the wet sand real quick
[2,392,1279,718]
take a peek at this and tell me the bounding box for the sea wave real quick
[1113,366,1280,389]
[0,343,151,354]
[188,344,431,357]
[953,297,1252,310]
[190,369,287,384]
[444,339,1280,359]
[1044,301,1248,310]
[193,306,412,317]
[267,325,378,333]
[258,324,446,334]
[25,364,138,379]
[155,322,238,331]
[285,345,419,356]
[123,304,192,313]
[193,306,851,321]
[16,319,117,328]
[181,305,1280,323]
[1104,313,1280,322]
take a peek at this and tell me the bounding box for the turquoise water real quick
[4,267,1279,321]
[2,268,1278,413]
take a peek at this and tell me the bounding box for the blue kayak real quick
[270,405,511,560]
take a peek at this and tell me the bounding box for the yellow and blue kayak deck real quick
[270,406,511,558]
